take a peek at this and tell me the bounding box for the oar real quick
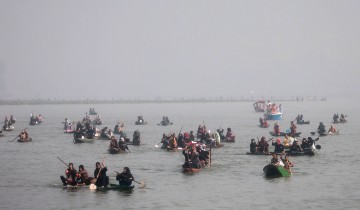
[267,137,275,142]
[57,156,78,173]
[115,171,146,188]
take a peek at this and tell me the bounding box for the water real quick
[1,98,360,210]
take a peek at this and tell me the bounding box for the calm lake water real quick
[1,98,360,210]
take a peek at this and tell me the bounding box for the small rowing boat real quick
[263,164,291,178]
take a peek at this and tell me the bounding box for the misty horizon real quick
[1,1,359,100]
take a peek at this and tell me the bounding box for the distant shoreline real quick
[0,97,325,105]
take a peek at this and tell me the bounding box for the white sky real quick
[0,0,359,100]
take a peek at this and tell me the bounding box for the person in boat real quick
[109,136,120,150]
[258,137,269,153]
[290,121,297,136]
[183,132,191,144]
[280,155,293,171]
[160,133,170,149]
[340,114,346,122]
[300,138,309,149]
[317,122,326,134]
[250,139,257,153]
[289,139,303,152]
[177,133,186,148]
[333,114,339,123]
[76,165,92,185]
[272,138,284,154]
[138,116,144,123]
[270,153,284,166]
[182,145,201,169]
[259,118,264,126]
[116,167,134,186]
[216,128,225,141]
[196,145,210,165]
[212,132,221,146]
[93,161,109,187]
[133,130,141,145]
[119,138,130,152]
[189,131,196,141]
[225,127,235,142]
[328,125,337,133]
[273,123,280,135]
[10,115,15,124]
[19,130,29,140]
[4,116,8,125]
[283,134,294,147]
[60,163,77,186]
[168,133,178,149]
[204,130,215,146]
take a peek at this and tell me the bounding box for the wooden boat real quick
[73,137,95,143]
[158,121,173,126]
[135,121,147,125]
[17,137,32,143]
[2,126,14,131]
[107,184,134,191]
[296,120,310,125]
[108,148,128,154]
[286,149,315,156]
[269,131,301,137]
[263,164,291,178]
[246,152,274,155]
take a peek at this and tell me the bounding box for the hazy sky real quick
[1,0,359,100]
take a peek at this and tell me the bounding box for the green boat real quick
[263,164,291,178]
[108,184,134,191]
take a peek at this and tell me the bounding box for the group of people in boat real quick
[60,160,135,188]
[88,108,97,115]
[108,136,130,152]
[74,121,99,139]
[270,153,293,171]
[266,103,282,114]
[249,135,317,154]
[196,125,235,144]
[333,113,346,123]
[159,116,172,125]
[3,115,15,131]
[182,143,210,169]
[30,114,43,125]
[18,130,31,142]
[295,114,308,124]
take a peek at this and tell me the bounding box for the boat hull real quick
[18,138,32,143]
[263,164,291,178]
[74,138,95,143]
[266,113,282,120]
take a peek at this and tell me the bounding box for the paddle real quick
[57,156,78,173]
[115,171,146,188]
[267,137,275,142]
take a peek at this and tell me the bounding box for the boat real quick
[107,184,134,191]
[246,152,274,155]
[158,121,173,126]
[265,112,282,120]
[17,137,32,143]
[73,137,95,143]
[89,108,97,115]
[328,130,340,135]
[2,125,14,131]
[287,149,315,156]
[263,164,291,178]
[333,120,347,124]
[258,124,269,128]
[135,120,147,125]
[64,128,75,133]
[108,148,128,154]
[269,131,302,137]
[296,120,310,125]
[253,100,266,112]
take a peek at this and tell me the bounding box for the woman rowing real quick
[116,167,134,186]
